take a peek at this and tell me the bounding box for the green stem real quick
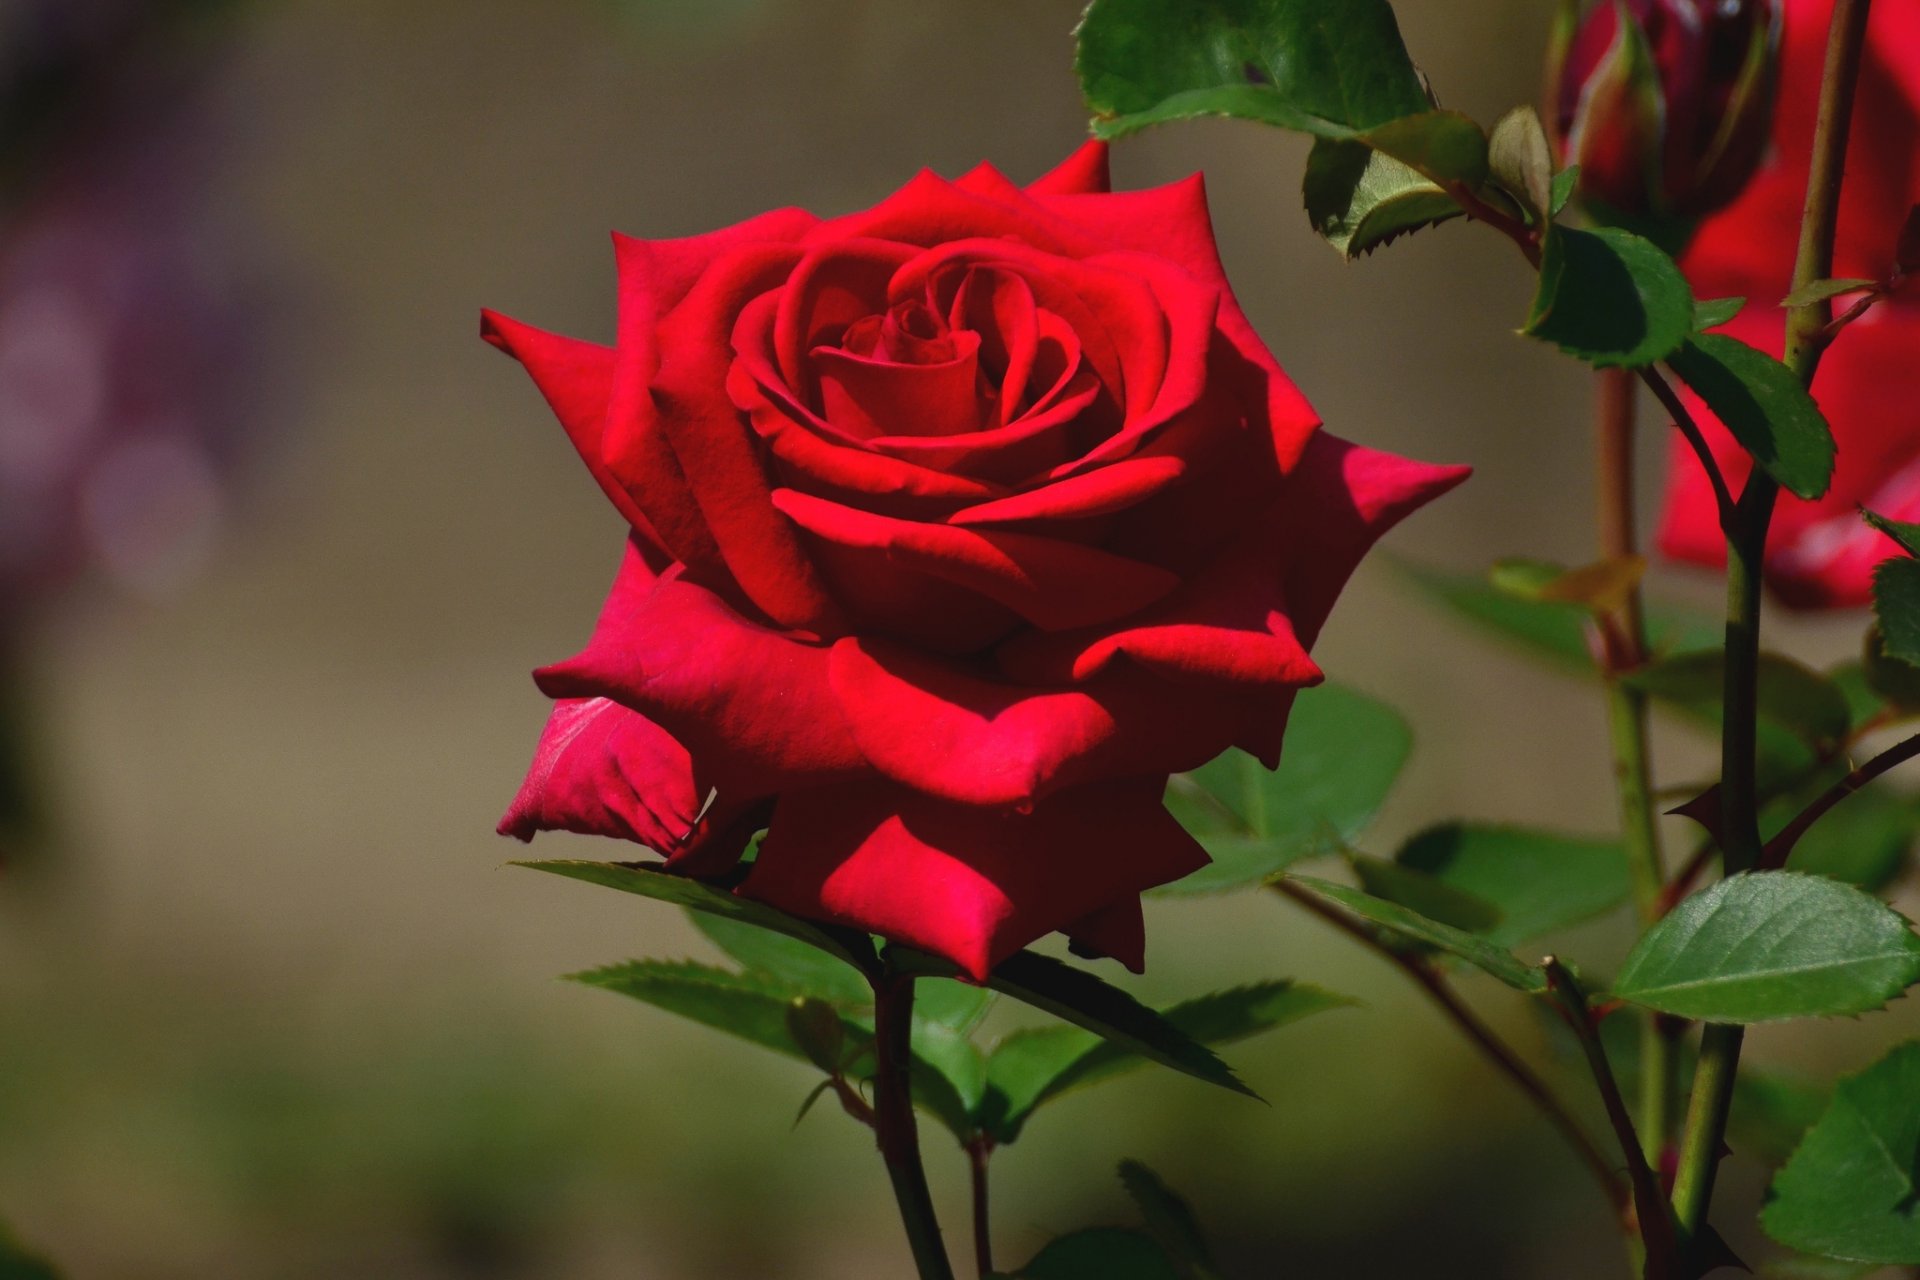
[1273,881,1623,1209]
[1594,365,1677,1167]
[872,973,956,1280]
[965,1137,995,1279]
[1670,0,1875,1237]
[1545,960,1680,1278]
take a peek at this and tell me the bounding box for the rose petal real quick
[600,213,818,570]
[1034,174,1322,477]
[532,538,866,795]
[771,486,1181,631]
[1025,141,1112,197]
[769,238,919,403]
[814,330,988,439]
[481,311,659,535]
[998,431,1469,684]
[1063,897,1144,971]
[946,454,1187,527]
[829,637,1252,807]
[649,243,845,633]
[741,778,1206,980]
[498,696,761,877]
[811,168,1103,257]
[944,265,1042,420]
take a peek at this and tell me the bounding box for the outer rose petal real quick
[480,311,656,536]
[828,637,1256,808]
[499,697,699,850]
[998,431,1470,688]
[532,538,867,796]
[601,216,821,572]
[649,243,845,634]
[498,697,758,877]
[741,778,1206,979]
[1025,141,1112,197]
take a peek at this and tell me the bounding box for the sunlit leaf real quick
[1612,873,1920,1022]
[1161,683,1410,894]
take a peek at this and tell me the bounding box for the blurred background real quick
[0,1,1913,1276]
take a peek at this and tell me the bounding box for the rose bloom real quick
[1657,0,1920,606]
[487,143,1465,980]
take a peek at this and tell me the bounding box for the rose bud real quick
[1549,0,1782,222]
[487,144,1468,981]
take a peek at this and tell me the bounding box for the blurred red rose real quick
[1656,0,1920,606]
[1550,0,1781,221]
[486,143,1465,980]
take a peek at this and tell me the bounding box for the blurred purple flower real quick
[0,0,272,618]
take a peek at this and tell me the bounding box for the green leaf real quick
[1864,625,1920,710]
[1394,558,1721,672]
[979,1026,1096,1140]
[514,860,874,973]
[915,977,996,1032]
[0,1223,57,1280]
[1694,296,1746,330]
[1779,783,1920,894]
[1350,855,1504,933]
[1019,1227,1181,1280]
[1358,111,1489,186]
[1781,278,1879,308]
[905,1015,987,1138]
[1398,559,1592,667]
[1612,872,1920,1022]
[565,957,986,1139]
[1626,650,1852,751]
[1283,875,1548,992]
[568,959,845,1061]
[1160,682,1410,894]
[1550,165,1580,216]
[978,981,1351,1142]
[895,948,1257,1102]
[1762,1259,1882,1280]
[689,911,872,1005]
[1119,1161,1223,1279]
[1077,0,1431,140]
[1304,139,1465,259]
[1763,1041,1920,1264]
[1733,1068,1830,1167]
[1396,823,1631,947]
[1525,225,1695,368]
[1488,105,1553,219]
[785,996,848,1071]
[1667,333,1835,500]
[1874,558,1920,668]
[1865,508,1920,558]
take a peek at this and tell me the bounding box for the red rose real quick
[485,143,1466,980]
[1657,0,1920,607]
